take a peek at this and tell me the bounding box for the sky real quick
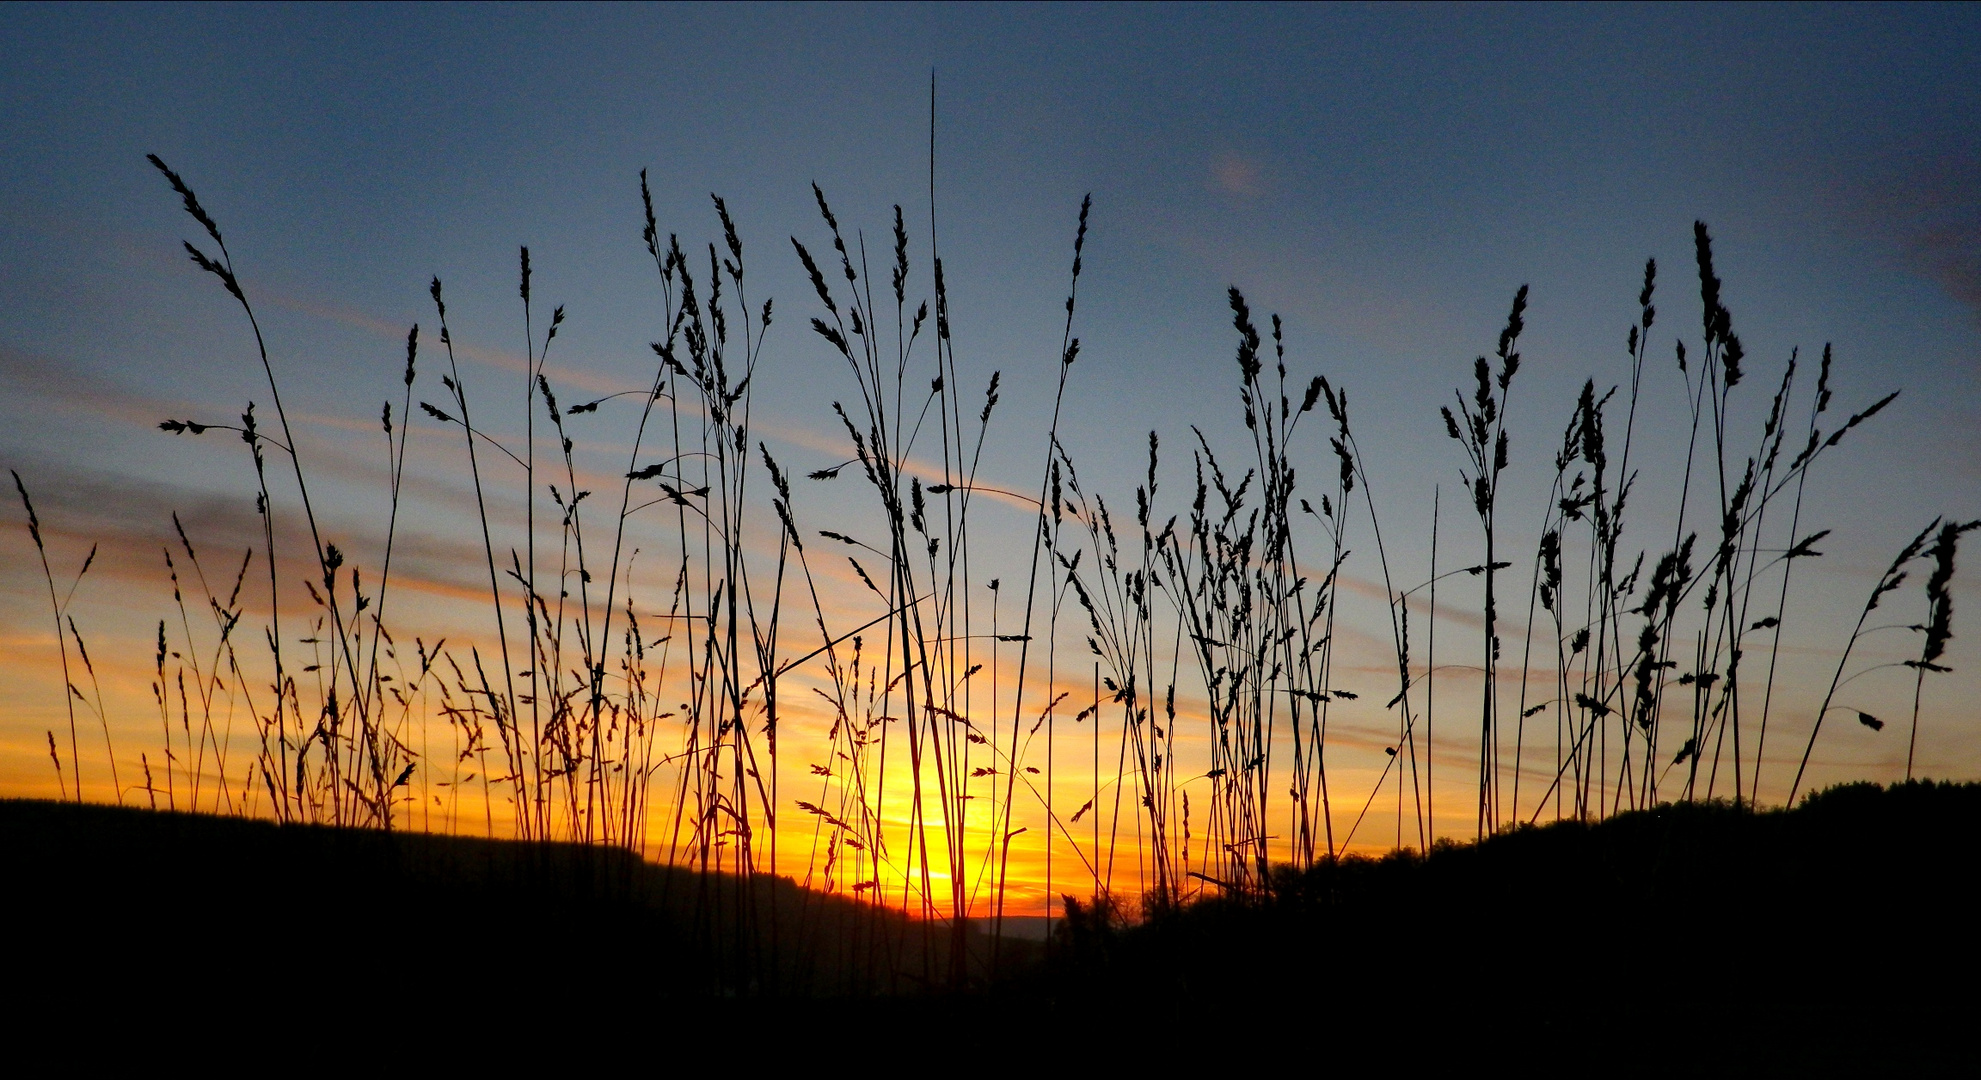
[2,3,1978,911]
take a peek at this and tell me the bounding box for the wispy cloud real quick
[0,345,208,429]
[1856,151,1981,328]
[1212,154,1265,199]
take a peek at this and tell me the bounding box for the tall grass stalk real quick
[17,153,1961,999]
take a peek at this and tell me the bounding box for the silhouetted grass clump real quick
[7,114,1976,1010]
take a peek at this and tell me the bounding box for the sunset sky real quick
[2,3,1978,913]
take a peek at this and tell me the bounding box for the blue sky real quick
[5,3,1975,488]
[2,2,1978,825]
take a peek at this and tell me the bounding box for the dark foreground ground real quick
[5,783,1978,1066]
[1,797,1017,998]
[1030,780,1981,1069]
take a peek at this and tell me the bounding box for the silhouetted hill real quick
[0,800,1020,1010]
[1034,780,1981,1066]
[6,785,1977,1063]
